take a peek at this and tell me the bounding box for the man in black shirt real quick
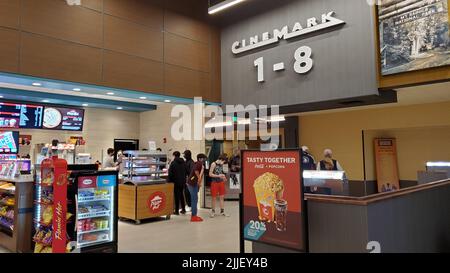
[168,151,187,215]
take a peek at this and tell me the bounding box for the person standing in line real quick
[209,154,230,218]
[183,150,194,209]
[317,149,344,171]
[229,148,241,173]
[187,153,207,222]
[168,151,187,215]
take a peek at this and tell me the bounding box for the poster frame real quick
[239,148,308,253]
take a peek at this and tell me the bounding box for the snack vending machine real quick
[73,170,118,253]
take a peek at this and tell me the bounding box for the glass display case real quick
[122,151,167,185]
[303,170,349,196]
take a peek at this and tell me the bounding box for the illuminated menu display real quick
[43,107,84,131]
[0,102,44,129]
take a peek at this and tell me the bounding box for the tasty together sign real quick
[241,150,305,251]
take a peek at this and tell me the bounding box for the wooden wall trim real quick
[0,0,222,103]
[305,179,450,206]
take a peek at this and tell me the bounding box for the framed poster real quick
[241,150,306,251]
[374,138,400,193]
[378,0,450,75]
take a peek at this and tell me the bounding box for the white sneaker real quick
[220,211,230,217]
[210,211,216,218]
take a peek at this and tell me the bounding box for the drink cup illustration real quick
[253,172,284,222]
[275,199,288,232]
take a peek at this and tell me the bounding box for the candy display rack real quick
[32,156,72,253]
[0,159,34,252]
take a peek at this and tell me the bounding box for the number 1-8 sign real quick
[254,46,314,83]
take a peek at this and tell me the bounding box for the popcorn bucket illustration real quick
[253,172,284,222]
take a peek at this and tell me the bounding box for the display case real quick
[303,170,349,196]
[0,159,34,253]
[119,151,172,224]
[122,151,167,185]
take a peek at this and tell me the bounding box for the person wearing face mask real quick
[209,154,230,218]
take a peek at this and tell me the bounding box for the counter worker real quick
[301,146,316,171]
[103,148,117,169]
[317,149,344,171]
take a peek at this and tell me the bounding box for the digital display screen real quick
[0,131,19,154]
[43,107,84,131]
[0,102,44,129]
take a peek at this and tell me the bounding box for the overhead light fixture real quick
[116,107,123,110]
[237,119,251,125]
[164,99,171,103]
[254,115,286,123]
[107,92,115,95]
[0,95,3,98]
[73,88,81,91]
[139,96,147,100]
[204,120,233,128]
[42,100,50,103]
[82,103,89,107]
[208,0,247,14]
[32,83,42,86]
[426,162,450,167]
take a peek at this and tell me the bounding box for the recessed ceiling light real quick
[32,83,42,86]
[73,88,81,91]
[82,103,89,107]
[116,107,123,110]
[107,92,115,95]
[139,96,147,100]
[164,99,171,103]
[42,100,50,103]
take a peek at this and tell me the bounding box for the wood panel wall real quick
[0,0,221,102]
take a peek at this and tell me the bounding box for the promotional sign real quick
[78,176,98,189]
[43,107,84,131]
[0,131,19,154]
[241,150,305,251]
[374,138,400,193]
[97,175,117,188]
[41,157,68,253]
[147,191,166,214]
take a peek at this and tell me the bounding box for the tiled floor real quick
[0,201,240,254]
[118,201,240,253]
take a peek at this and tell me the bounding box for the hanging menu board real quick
[43,107,84,131]
[0,102,44,129]
[241,150,305,251]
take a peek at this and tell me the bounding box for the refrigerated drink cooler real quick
[72,170,118,253]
